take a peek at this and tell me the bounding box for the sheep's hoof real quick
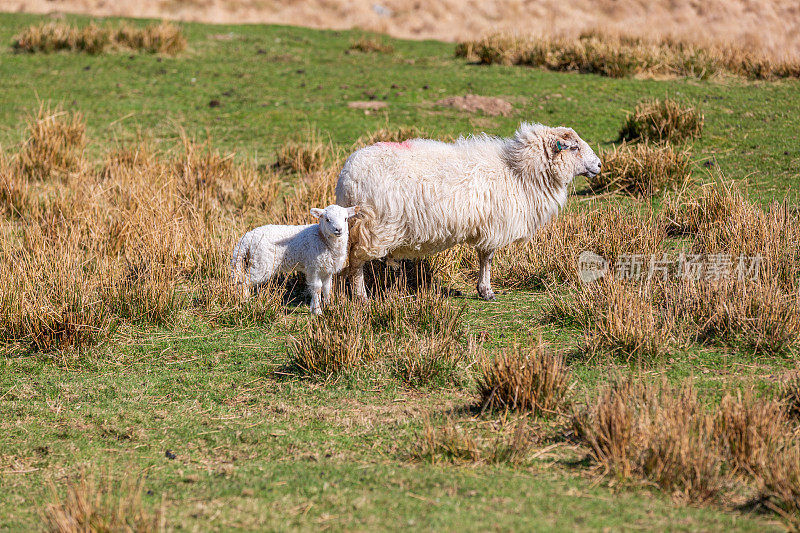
[477,286,495,301]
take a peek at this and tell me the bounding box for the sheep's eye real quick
[571,146,579,151]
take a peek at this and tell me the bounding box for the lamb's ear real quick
[310,208,324,219]
[346,206,360,218]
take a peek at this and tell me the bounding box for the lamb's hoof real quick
[311,307,323,316]
[477,286,495,301]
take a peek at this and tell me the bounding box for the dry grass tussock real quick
[414,417,533,466]
[779,374,800,421]
[17,103,86,182]
[661,177,747,236]
[287,285,474,386]
[43,470,164,533]
[573,377,724,502]
[619,98,704,143]
[591,143,692,196]
[348,36,393,54]
[547,278,674,362]
[491,204,665,288]
[456,32,800,80]
[574,378,800,511]
[670,278,800,356]
[0,107,294,353]
[12,21,186,54]
[714,390,790,474]
[477,341,571,415]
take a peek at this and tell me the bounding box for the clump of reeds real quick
[591,143,692,196]
[12,21,186,55]
[661,177,746,236]
[713,390,789,474]
[287,297,381,377]
[414,418,532,465]
[455,32,718,79]
[619,98,704,143]
[671,278,800,356]
[43,470,164,533]
[491,204,665,288]
[455,31,800,80]
[778,374,800,421]
[547,278,674,362]
[573,377,724,502]
[17,103,86,181]
[477,341,571,415]
[286,286,471,384]
[349,36,394,54]
[273,135,332,175]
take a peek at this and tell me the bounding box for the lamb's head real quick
[510,123,602,187]
[311,204,360,239]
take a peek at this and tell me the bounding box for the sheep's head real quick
[548,126,602,180]
[510,123,602,187]
[311,204,360,238]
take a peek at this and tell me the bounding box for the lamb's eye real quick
[571,146,579,151]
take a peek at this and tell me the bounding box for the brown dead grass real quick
[591,143,692,196]
[348,36,393,54]
[43,470,164,533]
[17,103,86,181]
[573,377,724,502]
[477,341,571,415]
[8,0,800,69]
[491,204,666,288]
[714,390,789,474]
[547,278,674,362]
[457,31,800,80]
[12,21,186,55]
[286,285,472,385]
[619,98,704,143]
[414,417,533,465]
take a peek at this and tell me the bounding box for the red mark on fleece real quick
[377,141,412,150]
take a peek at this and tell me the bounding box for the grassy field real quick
[1,12,799,531]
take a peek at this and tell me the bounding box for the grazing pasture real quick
[0,13,799,531]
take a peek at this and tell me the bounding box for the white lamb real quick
[231,204,359,315]
[336,122,602,300]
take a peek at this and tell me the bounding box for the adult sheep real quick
[335,122,602,300]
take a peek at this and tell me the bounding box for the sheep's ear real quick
[346,206,360,218]
[310,208,324,219]
[554,138,578,153]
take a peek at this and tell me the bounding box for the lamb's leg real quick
[476,248,496,301]
[307,275,324,316]
[321,275,333,304]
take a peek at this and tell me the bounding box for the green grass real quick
[0,12,798,531]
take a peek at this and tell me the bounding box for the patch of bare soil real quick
[436,95,513,117]
[347,101,388,110]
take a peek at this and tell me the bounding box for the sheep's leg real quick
[476,249,496,301]
[321,275,333,304]
[307,275,324,316]
[349,261,368,301]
